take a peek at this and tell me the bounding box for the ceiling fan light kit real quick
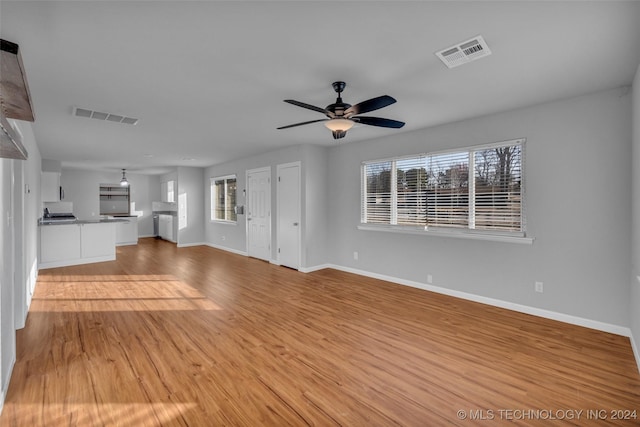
[278,81,404,140]
[324,118,354,131]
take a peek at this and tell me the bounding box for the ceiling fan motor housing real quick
[326,101,351,117]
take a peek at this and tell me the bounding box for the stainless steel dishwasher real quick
[153,214,159,238]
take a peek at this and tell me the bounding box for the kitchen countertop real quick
[39,218,128,226]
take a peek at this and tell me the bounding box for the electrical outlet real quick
[427,274,433,284]
[535,281,544,293]
[353,251,359,261]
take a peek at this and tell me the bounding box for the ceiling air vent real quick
[435,35,491,69]
[73,107,138,125]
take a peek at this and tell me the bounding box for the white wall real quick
[328,87,632,329]
[204,144,329,268]
[176,166,205,246]
[301,145,328,269]
[631,64,640,367]
[0,157,15,400]
[60,169,156,236]
[0,120,41,408]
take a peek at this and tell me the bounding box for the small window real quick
[211,175,237,223]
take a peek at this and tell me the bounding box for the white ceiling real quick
[2,1,639,174]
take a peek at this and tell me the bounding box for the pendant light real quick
[120,169,129,186]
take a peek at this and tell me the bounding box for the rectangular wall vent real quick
[73,107,138,125]
[435,35,492,69]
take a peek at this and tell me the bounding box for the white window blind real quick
[362,161,393,224]
[473,145,522,231]
[362,139,525,235]
[426,151,470,229]
[396,156,428,226]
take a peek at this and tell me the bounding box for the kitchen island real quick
[39,218,126,269]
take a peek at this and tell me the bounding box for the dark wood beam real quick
[1,39,35,122]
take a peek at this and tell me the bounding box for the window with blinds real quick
[362,139,525,235]
[211,175,237,222]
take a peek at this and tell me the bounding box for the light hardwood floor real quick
[1,238,639,426]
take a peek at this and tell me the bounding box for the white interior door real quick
[277,162,300,270]
[247,167,271,261]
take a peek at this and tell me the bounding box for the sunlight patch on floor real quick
[1,402,199,426]
[30,274,223,312]
[38,274,179,282]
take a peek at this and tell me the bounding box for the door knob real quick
[293,222,299,226]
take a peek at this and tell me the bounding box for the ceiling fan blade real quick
[277,118,328,130]
[284,99,334,118]
[345,95,396,116]
[353,116,405,129]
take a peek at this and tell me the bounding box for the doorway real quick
[277,162,301,270]
[246,167,271,261]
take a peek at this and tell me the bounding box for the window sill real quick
[357,224,534,244]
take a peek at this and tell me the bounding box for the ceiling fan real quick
[277,81,405,140]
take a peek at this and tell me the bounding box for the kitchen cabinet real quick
[39,222,116,269]
[158,214,174,242]
[40,223,80,263]
[81,223,116,258]
[41,171,61,202]
[115,217,138,246]
[161,180,175,203]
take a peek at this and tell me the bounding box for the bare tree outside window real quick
[474,145,522,230]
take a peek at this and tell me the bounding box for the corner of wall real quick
[630,62,640,373]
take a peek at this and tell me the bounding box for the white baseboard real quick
[177,242,207,248]
[39,254,116,270]
[630,333,640,374]
[205,242,248,257]
[322,264,631,338]
[0,355,15,414]
[299,263,332,273]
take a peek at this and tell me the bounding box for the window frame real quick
[359,138,532,244]
[210,174,238,224]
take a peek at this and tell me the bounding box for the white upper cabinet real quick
[41,171,60,202]
[161,180,175,203]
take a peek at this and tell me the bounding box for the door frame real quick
[13,161,25,329]
[245,166,272,261]
[276,161,301,269]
